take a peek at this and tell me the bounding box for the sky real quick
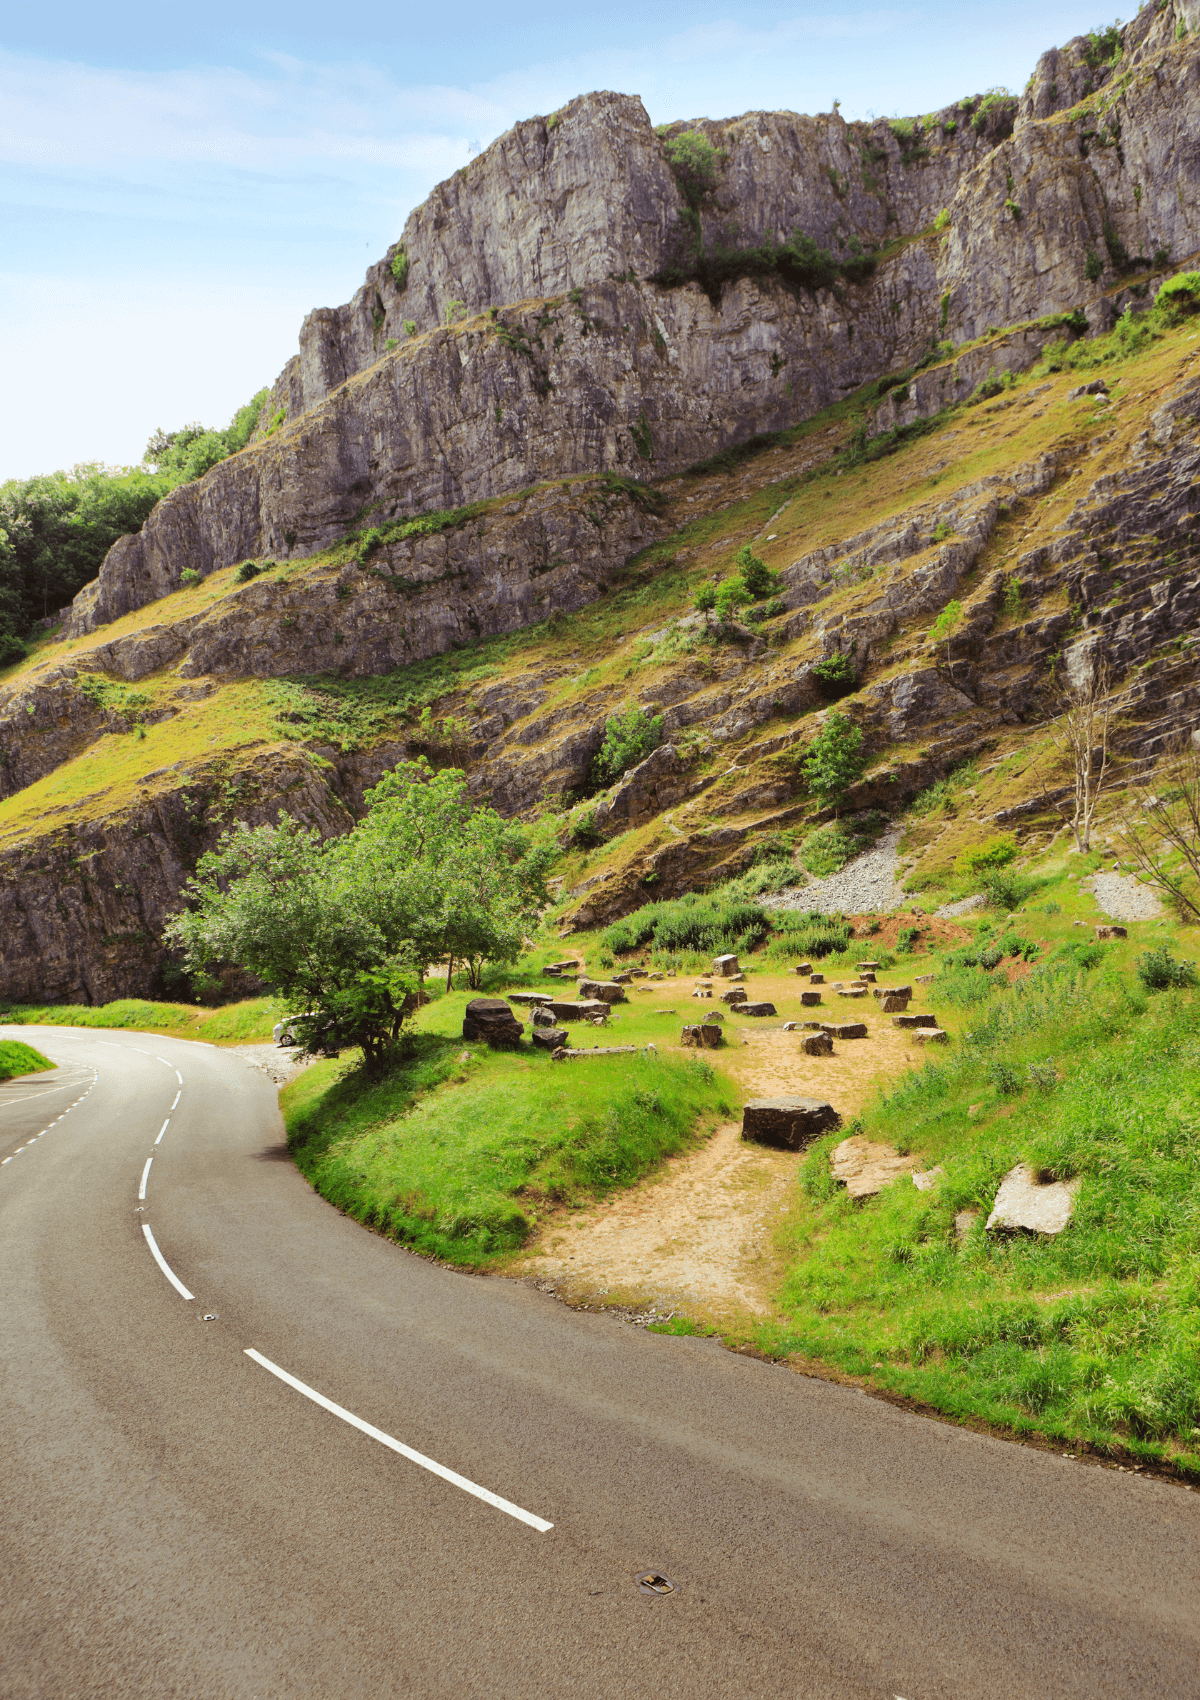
[2,0,1108,480]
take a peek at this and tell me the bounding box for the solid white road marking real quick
[244,1349,554,1533]
[155,1120,169,1145]
[131,1048,151,1056]
[142,1225,193,1300]
[157,1057,171,1066]
[138,1158,152,1200]
[170,1092,181,1111]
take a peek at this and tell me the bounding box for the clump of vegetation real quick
[603,891,769,958]
[1136,945,1197,991]
[234,561,262,584]
[390,245,410,291]
[803,713,869,810]
[799,813,887,876]
[812,652,858,698]
[0,1038,54,1081]
[591,705,664,789]
[956,833,1018,877]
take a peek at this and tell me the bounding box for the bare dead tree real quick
[1115,732,1200,922]
[1038,651,1116,853]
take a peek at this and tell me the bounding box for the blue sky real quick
[2,0,1106,478]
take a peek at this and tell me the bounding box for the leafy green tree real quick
[166,761,553,1069]
[735,545,781,600]
[802,713,868,812]
[592,705,665,787]
[693,582,717,619]
[714,577,752,624]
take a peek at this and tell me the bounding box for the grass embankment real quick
[1,996,282,1044]
[0,1039,55,1080]
[281,986,735,1266]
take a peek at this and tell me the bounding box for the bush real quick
[956,833,1018,877]
[603,892,768,957]
[1155,270,1200,315]
[591,706,664,788]
[983,869,1042,911]
[0,631,28,666]
[234,561,262,584]
[735,545,779,599]
[812,652,857,697]
[803,712,868,808]
[769,911,853,960]
[390,245,410,291]
[1135,945,1197,991]
[799,814,885,877]
[180,568,202,588]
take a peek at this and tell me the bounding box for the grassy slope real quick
[2,996,283,1044]
[281,982,736,1265]
[0,1039,55,1079]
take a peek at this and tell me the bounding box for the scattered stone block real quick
[881,993,910,1013]
[720,987,748,1004]
[692,987,714,999]
[912,1166,944,1191]
[612,972,634,984]
[809,972,825,984]
[532,1027,569,1050]
[738,1001,777,1016]
[872,984,913,1000]
[648,971,665,980]
[462,997,525,1047]
[741,1096,840,1151]
[821,1021,868,1039]
[837,988,869,999]
[782,1021,800,1031]
[986,1164,1081,1235]
[546,999,609,1021]
[552,1045,639,1061]
[793,961,813,976]
[859,971,877,983]
[629,969,648,979]
[915,974,936,984]
[547,960,577,971]
[699,1024,723,1049]
[802,1032,833,1056]
[1094,925,1128,940]
[713,953,741,976]
[855,961,881,971]
[702,1009,725,1023]
[730,973,746,982]
[509,991,555,1007]
[892,1012,938,1028]
[577,978,628,1003]
[531,1006,558,1027]
[800,990,822,1006]
[913,1028,949,1044]
[831,1135,918,1199]
[651,1008,677,1015]
[801,1020,823,1030]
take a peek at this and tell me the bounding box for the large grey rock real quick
[720,987,748,1005]
[712,953,741,976]
[738,1001,777,1017]
[509,991,555,1006]
[986,1164,1081,1235]
[531,1026,569,1050]
[462,997,524,1047]
[577,979,628,1003]
[799,991,822,1006]
[546,999,610,1021]
[831,1135,918,1199]
[801,1032,833,1056]
[741,1097,840,1152]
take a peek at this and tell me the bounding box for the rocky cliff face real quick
[63,10,1200,642]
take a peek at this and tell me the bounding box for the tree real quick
[166,761,553,1070]
[803,712,868,812]
[714,577,752,624]
[1038,651,1116,853]
[693,582,717,620]
[1116,733,1200,921]
[735,545,780,600]
[591,706,665,788]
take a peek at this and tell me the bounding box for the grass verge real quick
[0,996,283,1044]
[0,1039,55,1080]
[281,987,734,1266]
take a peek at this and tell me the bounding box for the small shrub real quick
[983,868,1042,910]
[390,246,410,291]
[736,544,779,599]
[988,1059,1022,1095]
[956,833,1017,877]
[812,652,858,697]
[591,706,664,789]
[180,568,202,588]
[571,808,604,849]
[934,208,951,232]
[1084,249,1104,282]
[803,713,868,809]
[897,926,924,953]
[1027,1060,1058,1092]
[1135,945,1197,991]
[234,561,262,584]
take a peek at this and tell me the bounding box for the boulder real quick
[532,1026,569,1050]
[629,969,648,979]
[577,978,628,1003]
[985,1164,1081,1235]
[912,1165,944,1191]
[837,988,868,999]
[699,1024,723,1049]
[855,961,881,971]
[913,1028,949,1043]
[892,1012,938,1028]
[881,993,910,1012]
[872,984,913,1000]
[802,1031,833,1056]
[462,997,525,1047]
[1094,924,1128,940]
[741,1096,840,1151]
[713,953,740,976]
[509,991,555,1007]
[793,961,812,976]
[809,972,825,985]
[547,999,610,1021]
[859,971,877,983]
[800,990,822,1006]
[801,1020,824,1029]
[612,971,635,984]
[915,974,936,984]
[738,1001,777,1017]
[680,1025,703,1047]
[720,987,748,1004]
[730,973,746,982]
[701,1009,725,1023]
[647,971,665,980]
[820,1021,867,1039]
[831,1135,918,1199]
[531,1006,558,1027]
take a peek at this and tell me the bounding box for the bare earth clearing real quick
[511,967,936,1324]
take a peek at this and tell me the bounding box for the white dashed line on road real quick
[244,1349,555,1532]
[138,1158,152,1200]
[142,1225,194,1300]
[155,1120,170,1145]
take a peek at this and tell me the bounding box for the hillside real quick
[1,5,1200,1002]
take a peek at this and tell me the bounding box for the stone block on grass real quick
[802,1032,833,1056]
[892,1012,938,1028]
[462,998,525,1047]
[738,1001,777,1017]
[800,990,822,1006]
[531,1027,569,1050]
[712,953,740,976]
[986,1164,1081,1235]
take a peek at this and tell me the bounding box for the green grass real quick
[0,1039,54,1080]
[281,986,735,1266]
[1,996,282,1044]
[756,959,1200,1474]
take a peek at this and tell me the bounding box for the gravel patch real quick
[230,1042,316,1088]
[1083,871,1163,922]
[762,824,913,915]
[935,893,988,919]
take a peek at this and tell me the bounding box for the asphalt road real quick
[2,1025,1198,1699]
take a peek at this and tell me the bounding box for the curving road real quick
[2,1025,1198,1699]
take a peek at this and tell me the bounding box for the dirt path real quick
[511,967,934,1323]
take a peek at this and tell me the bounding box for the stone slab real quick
[831,1134,918,1199]
[546,999,610,1021]
[913,1028,949,1044]
[552,1045,639,1061]
[737,1001,777,1017]
[820,1021,868,1039]
[531,1027,569,1050]
[799,991,822,1006]
[577,978,628,1003]
[802,1032,833,1055]
[713,953,741,976]
[892,1012,938,1028]
[986,1164,1081,1235]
